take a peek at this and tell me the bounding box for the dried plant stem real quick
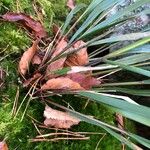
[83,99,90,109]
[27,114,43,125]
[95,133,106,150]
[40,25,63,67]
[38,125,82,136]
[32,121,46,140]
[36,132,85,138]
[15,77,39,119]
[12,86,20,117]
[30,137,90,142]
[21,78,40,121]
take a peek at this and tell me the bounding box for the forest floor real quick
[0,0,135,149]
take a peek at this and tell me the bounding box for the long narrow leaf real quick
[61,4,86,34]
[105,59,150,77]
[98,87,150,97]
[90,32,150,46]
[69,0,121,43]
[79,91,150,126]
[104,37,150,58]
[80,0,150,38]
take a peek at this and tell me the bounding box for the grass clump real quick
[0,0,139,149]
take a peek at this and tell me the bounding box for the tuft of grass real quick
[0,0,137,149]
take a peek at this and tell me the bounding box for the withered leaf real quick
[67,73,101,89]
[51,38,68,59]
[116,113,124,131]
[2,12,47,39]
[44,105,80,129]
[31,54,42,65]
[23,73,42,87]
[45,38,68,78]
[0,141,8,150]
[64,40,89,67]
[19,40,39,75]
[67,0,75,10]
[41,77,84,91]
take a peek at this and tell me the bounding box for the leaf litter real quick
[0,141,8,150]
[0,9,101,143]
[1,12,47,39]
[44,105,80,129]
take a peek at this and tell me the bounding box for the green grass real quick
[0,0,135,149]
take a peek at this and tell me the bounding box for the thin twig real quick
[36,132,85,138]
[30,137,90,142]
[11,86,20,117]
[32,121,46,139]
[95,133,106,150]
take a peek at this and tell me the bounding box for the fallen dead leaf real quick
[41,77,84,90]
[0,141,8,150]
[51,38,68,59]
[31,54,42,65]
[64,40,89,67]
[67,73,101,89]
[44,105,80,129]
[2,12,47,39]
[67,0,75,10]
[23,73,42,87]
[45,38,68,78]
[19,40,39,75]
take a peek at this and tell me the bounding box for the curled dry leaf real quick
[31,54,42,65]
[23,73,42,87]
[67,0,75,10]
[0,141,8,150]
[64,40,89,67]
[67,73,101,89]
[41,77,84,91]
[19,40,39,75]
[2,12,47,39]
[44,105,80,129]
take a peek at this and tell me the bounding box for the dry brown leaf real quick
[51,38,68,59]
[23,73,42,87]
[0,141,8,150]
[31,54,42,65]
[67,73,101,89]
[2,12,47,39]
[44,105,80,129]
[67,0,75,10]
[45,38,68,78]
[19,40,39,75]
[64,40,89,67]
[41,77,84,90]
[116,113,124,131]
